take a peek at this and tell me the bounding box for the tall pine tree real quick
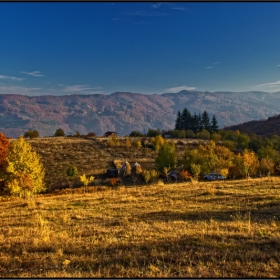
[202,111,211,131]
[181,108,192,130]
[211,115,219,132]
[175,110,182,130]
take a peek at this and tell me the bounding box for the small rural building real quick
[104,131,118,137]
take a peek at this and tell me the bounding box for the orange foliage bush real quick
[109,177,120,186]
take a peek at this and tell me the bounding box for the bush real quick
[129,131,144,137]
[24,130,39,139]
[54,128,65,137]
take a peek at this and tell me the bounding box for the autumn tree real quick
[0,133,10,192]
[235,150,259,179]
[80,174,94,193]
[0,132,10,171]
[125,137,132,149]
[151,135,164,152]
[5,137,45,198]
[155,140,177,173]
[260,157,274,177]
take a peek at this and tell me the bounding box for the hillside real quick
[1,90,280,138]
[25,136,203,190]
[224,114,280,137]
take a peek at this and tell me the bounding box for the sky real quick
[1,2,280,96]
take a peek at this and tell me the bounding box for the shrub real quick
[24,130,39,139]
[54,128,65,137]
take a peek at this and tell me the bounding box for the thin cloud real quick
[213,62,221,65]
[0,75,25,81]
[171,7,187,11]
[165,85,196,93]
[0,85,41,95]
[205,67,214,69]
[62,84,104,94]
[151,3,162,9]
[20,71,45,77]
[256,80,280,87]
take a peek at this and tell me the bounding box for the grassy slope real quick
[1,178,280,277]
[26,137,159,190]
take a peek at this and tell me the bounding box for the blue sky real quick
[1,2,280,96]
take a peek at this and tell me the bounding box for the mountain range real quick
[1,90,280,138]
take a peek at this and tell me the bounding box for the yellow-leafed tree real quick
[5,136,45,198]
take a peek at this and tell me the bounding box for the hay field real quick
[1,177,280,277]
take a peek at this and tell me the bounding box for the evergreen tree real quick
[175,110,182,130]
[198,113,203,132]
[181,108,192,130]
[202,111,211,131]
[211,115,219,132]
[192,113,199,133]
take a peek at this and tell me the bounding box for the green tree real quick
[24,130,39,139]
[196,129,210,140]
[211,115,219,132]
[54,128,65,137]
[236,133,250,150]
[181,108,192,130]
[66,165,78,187]
[5,137,45,198]
[155,140,177,173]
[191,163,201,179]
[202,111,211,131]
[147,128,161,137]
[129,131,144,137]
[175,110,182,130]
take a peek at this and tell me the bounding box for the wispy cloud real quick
[213,62,221,65]
[0,75,25,81]
[256,80,280,87]
[165,85,196,93]
[61,84,104,94]
[171,6,187,11]
[151,3,162,9]
[0,85,41,95]
[205,66,214,69]
[20,71,45,77]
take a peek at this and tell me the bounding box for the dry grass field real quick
[26,137,159,190]
[1,177,280,277]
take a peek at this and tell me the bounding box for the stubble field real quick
[1,177,280,277]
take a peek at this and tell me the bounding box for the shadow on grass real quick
[136,200,280,223]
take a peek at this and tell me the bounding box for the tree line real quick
[175,108,219,133]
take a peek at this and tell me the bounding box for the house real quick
[104,131,118,137]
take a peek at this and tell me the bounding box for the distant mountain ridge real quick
[1,90,280,138]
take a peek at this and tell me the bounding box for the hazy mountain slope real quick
[1,90,280,138]
[224,114,280,137]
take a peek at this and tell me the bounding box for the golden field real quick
[1,177,280,277]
